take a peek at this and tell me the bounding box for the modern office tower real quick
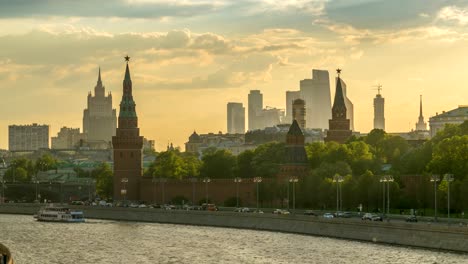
[415,95,428,131]
[292,99,306,130]
[8,124,49,151]
[51,127,85,149]
[285,91,301,123]
[112,57,143,202]
[83,68,117,146]
[248,90,263,131]
[300,69,331,129]
[339,78,355,131]
[373,86,385,130]
[227,102,245,134]
[258,107,284,128]
[325,70,352,143]
[429,105,468,137]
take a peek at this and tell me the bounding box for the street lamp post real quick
[253,177,262,212]
[444,174,454,222]
[386,175,394,215]
[121,177,128,205]
[34,179,40,202]
[333,174,344,214]
[379,177,385,215]
[289,177,299,212]
[202,178,211,204]
[234,177,242,208]
[0,180,5,204]
[430,174,440,222]
[160,178,167,205]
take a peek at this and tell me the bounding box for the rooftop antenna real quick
[372,84,383,95]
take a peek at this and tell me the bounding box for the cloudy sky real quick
[1,0,468,150]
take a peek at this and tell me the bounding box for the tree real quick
[200,149,237,179]
[150,150,186,179]
[429,135,468,178]
[4,167,29,182]
[181,152,201,178]
[94,163,113,199]
[237,150,255,178]
[251,142,285,178]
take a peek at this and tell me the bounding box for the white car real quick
[323,213,334,218]
[273,209,290,215]
[138,204,148,208]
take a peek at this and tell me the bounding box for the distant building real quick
[83,68,117,148]
[300,69,331,129]
[278,120,309,180]
[429,105,468,137]
[257,107,284,129]
[285,91,301,124]
[325,70,352,144]
[245,124,324,144]
[51,127,85,150]
[292,99,306,130]
[185,131,253,156]
[9,124,49,151]
[415,95,428,131]
[373,87,385,130]
[248,90,263,131]
[337,77,354,131]
[143,138,156,153]
[227,102,245,134]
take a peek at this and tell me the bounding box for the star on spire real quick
[336,68,342,77]
[124,55,130,63]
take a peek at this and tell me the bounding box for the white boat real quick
[35,204,85,223]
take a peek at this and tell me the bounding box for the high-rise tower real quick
[227,102,245,134]
[83,67,117,147]
[112,56,143,202]
[300,69,331,129]
[325,69,352,143]
[373,85,385,130]
[292,99,306,130]
[415,95,427,131]
[248,90,263,131]
[285,91,301,123]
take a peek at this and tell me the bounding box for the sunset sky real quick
[1,0,468,151]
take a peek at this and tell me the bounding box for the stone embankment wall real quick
[1,204,468,253]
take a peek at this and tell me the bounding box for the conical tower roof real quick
[288,120,303,136]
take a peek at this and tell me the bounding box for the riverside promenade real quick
[1,203,468,253]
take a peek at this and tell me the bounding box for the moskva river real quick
[0,214,466,264]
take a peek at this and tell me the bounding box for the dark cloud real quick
[0,0,220,19]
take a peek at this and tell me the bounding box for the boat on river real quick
[0,243,14,264]
[35,204,85,223]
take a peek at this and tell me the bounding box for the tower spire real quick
[98,67,102,84]
[419,94,423,118]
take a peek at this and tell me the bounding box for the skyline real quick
[1,0,468,150]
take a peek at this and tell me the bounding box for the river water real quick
[0,214,466,264]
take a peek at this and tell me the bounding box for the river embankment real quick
[1,203,467,253]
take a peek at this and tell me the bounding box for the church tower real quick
[278,120,309,180]
[325,69,352,143]
[112,56,143,202]
[415,95,427,131]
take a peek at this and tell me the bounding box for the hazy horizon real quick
[1,0,468,151]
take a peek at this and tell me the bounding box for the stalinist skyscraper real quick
[83,68,117,147]
[373,85,385,130]
[112,56,143,202]
[415,95,427,131]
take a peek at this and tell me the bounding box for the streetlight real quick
[430,174,440,222]
[380,175,394,216]
[34,179,40,202]
[444,174,454,222]
[121,177,128,205]
[202,177,211,204]
[289,177,299,212]
[190,178,198,206]
[333,174,344,214]
[253,177,262,212]
[234,177,242,208]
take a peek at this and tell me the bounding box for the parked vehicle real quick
[303,210,318,216]
[252,209,264,214]
[371,214,383,221]
[336,212,353,218]
[138,204,148,208]
[234,207,251,213]
[323,213,334,218]
[273,209,290,215]
[406,215,418,222]
[361,213,373,220]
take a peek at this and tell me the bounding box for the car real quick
[206,204,218,211]
[361,213,373,220]
[273,209,290,215]
[304,210,318,216]
[337,212,353,218]
[371,214,383,221]
[138,204,148,208]
[252,209,264,214]
[129,203,139,208]
[234,207,251,213]
[323,213,334,218]
[406,215,418,222]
